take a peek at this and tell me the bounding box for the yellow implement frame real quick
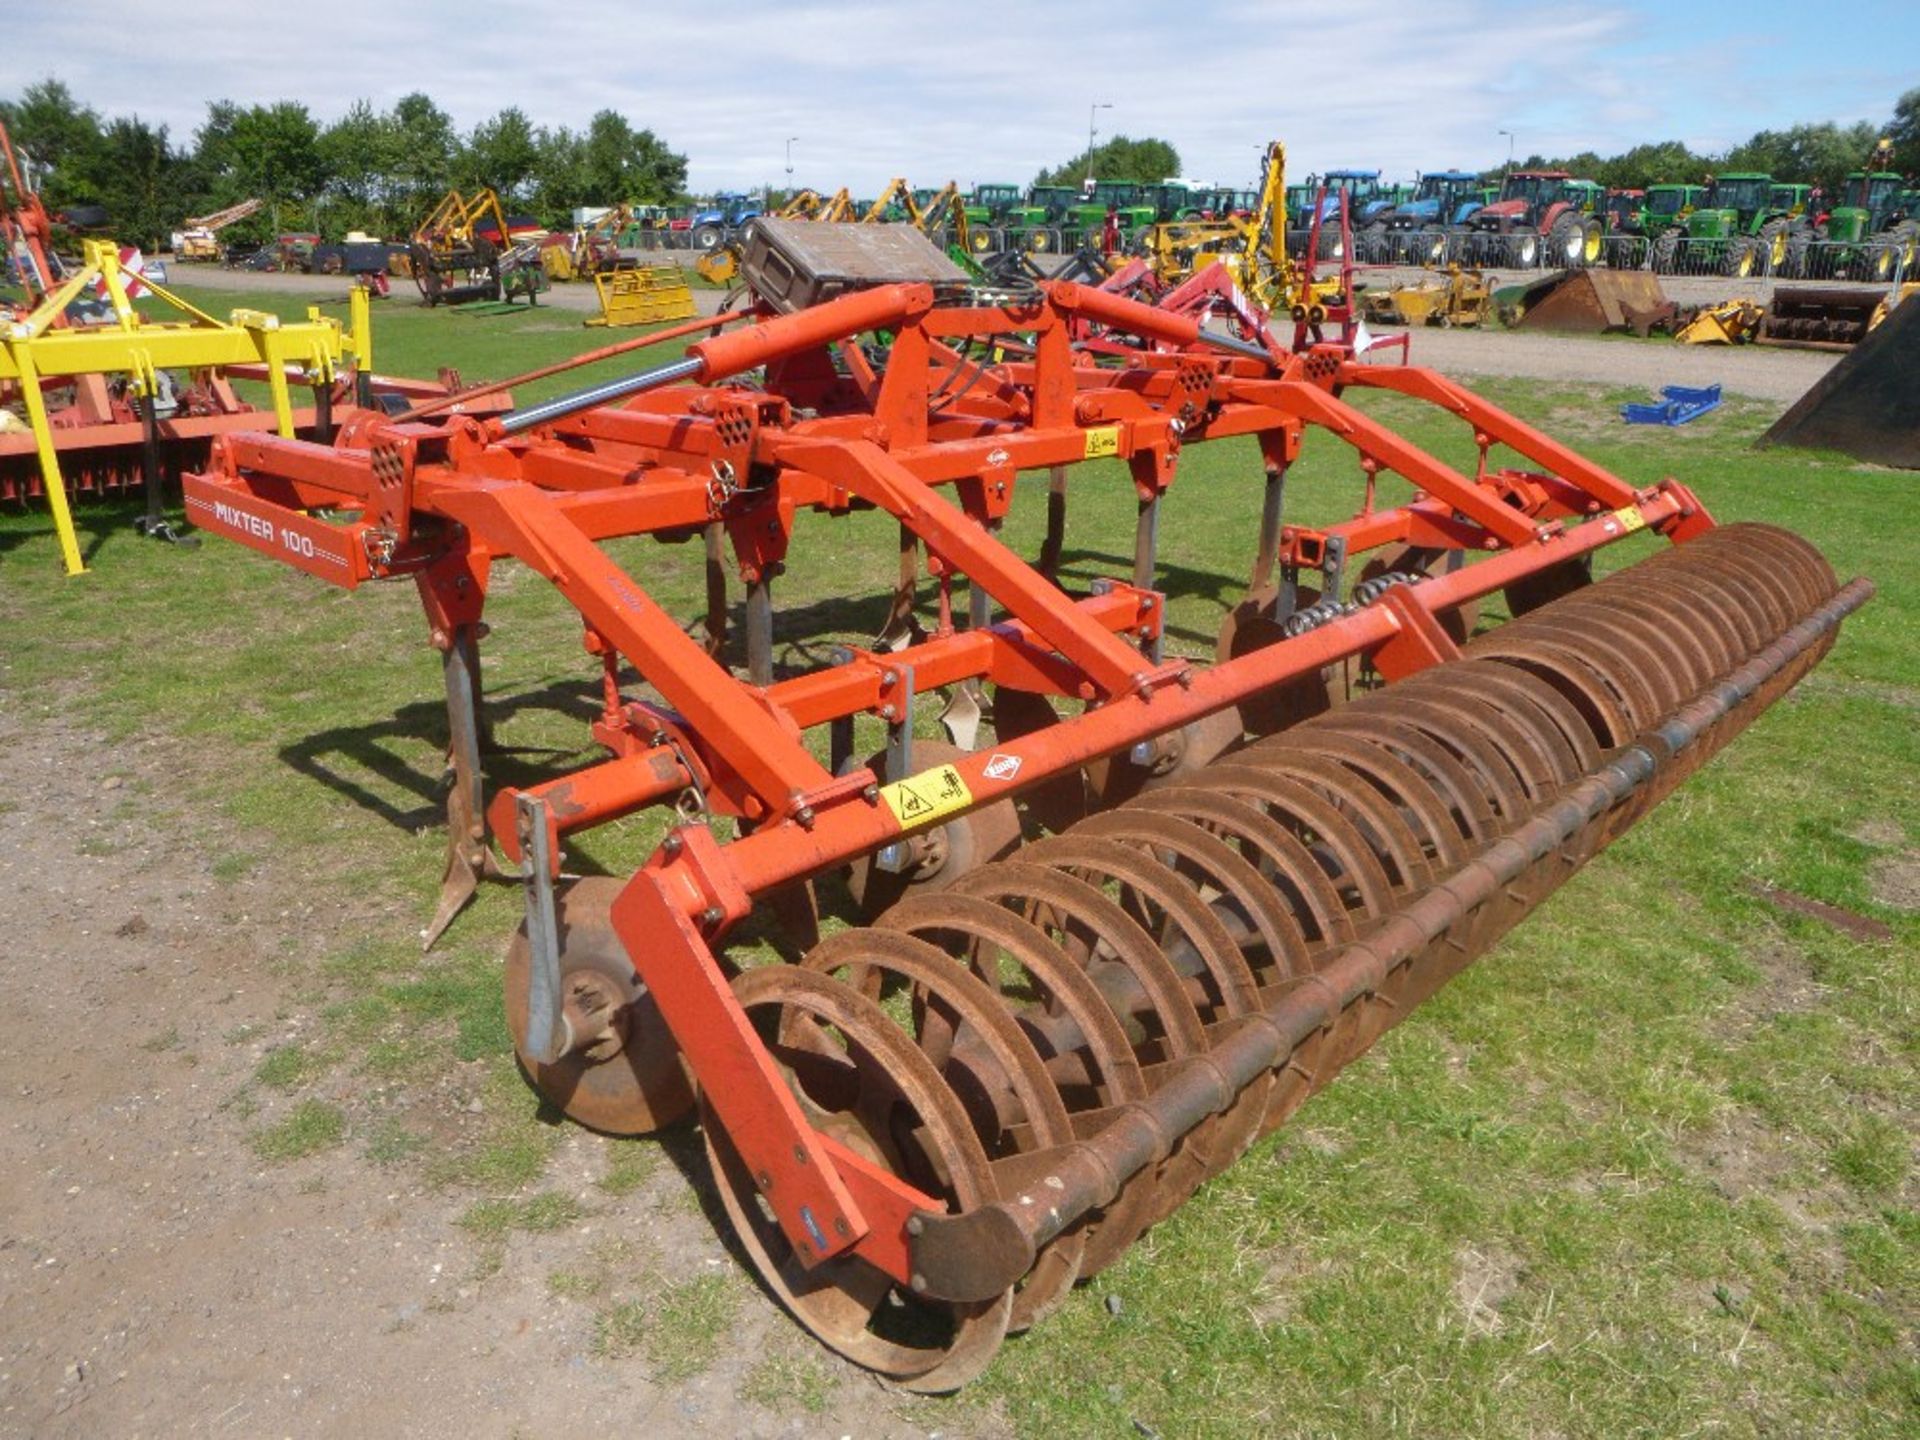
[1,239,368,575]
[585,264,699,328]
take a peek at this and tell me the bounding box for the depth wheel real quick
[503,877,693,1134]
[702,965,1011,1391]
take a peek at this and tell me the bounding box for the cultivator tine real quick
[745,575,775,686]
[130,400,200,548]
[1035,466,1068,584]
[424,623,494,950]
[702,522,728,660]
[874,523,926,652]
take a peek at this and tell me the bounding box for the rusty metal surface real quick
[1761,292,1920,468]
[1513,267,1674,333]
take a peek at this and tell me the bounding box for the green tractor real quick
[1058,180,1158,249]
[965,183,1025,253]
[1609,183,1701,268]
[1650,173,1802,277]
[1007,184,1082,252]
[1819,167,1918,280]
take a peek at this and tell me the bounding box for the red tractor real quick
[1457,170,1604,268]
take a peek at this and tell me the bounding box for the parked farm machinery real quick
[182,227,1866,1389]
[1459,171,1604,269]
[1647,173,1805,278]
[409,188,519,306]
[172,198,263,261]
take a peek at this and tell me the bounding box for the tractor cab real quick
[1026,185,1081,223]
[1317,169,1387,225]
[970,183,1023,220]
[1602,189,1645,233]
[1685,174,1774,240]
[1369,171,1484,242]
[1645,183,1702,222]
[1482,170,1575,226]
[1826,171,1914,237]
[1768,183,1812,218]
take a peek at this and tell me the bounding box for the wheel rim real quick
[702,965,1011,1391]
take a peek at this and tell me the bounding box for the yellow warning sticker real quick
[879,764,974,831]
[1082,425,1121,460]
[1612,504,1646,534]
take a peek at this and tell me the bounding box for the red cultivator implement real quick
[184,246,1867,1388]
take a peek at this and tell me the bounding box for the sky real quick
[5,1,1915,193]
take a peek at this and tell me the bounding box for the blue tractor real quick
[1358,171,1487,265]
[1287,169,1390,259]
[689,192,763,253]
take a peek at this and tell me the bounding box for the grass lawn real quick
[2,285,1913,1437]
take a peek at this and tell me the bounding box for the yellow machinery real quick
[410,188,522,304]
[1361,266,1494,328]
[1674,297,1767,344]
[1140,142,1341,321]
[585,264,699,328]
[1,240,370,575]
[174,199,261,261]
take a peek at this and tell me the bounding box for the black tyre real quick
[691,222,725,252]
[1504,232,1540,268]
[1720,235,1756,278]
[1650,230,1681,275]
[1757,220,1790,276]
[1783,227,1813,279]
[1548,213,1586,267]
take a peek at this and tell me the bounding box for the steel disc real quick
[503,877,693,1135]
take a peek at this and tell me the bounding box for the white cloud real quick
[4,1,1914,192]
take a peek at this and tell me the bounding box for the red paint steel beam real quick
[433,483,834,815]
[1345,365,1640,511]
[698,489,1690,905]
[776,438,1172,700]
[1236,378,1542,547]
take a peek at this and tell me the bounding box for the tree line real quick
[0,78,688,251]
[4,76,1916,254]
[1497,91,1919,196]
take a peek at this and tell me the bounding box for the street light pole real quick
[784,137,798,180]
[1086,102,1113,186]
[1498,128,1515,188]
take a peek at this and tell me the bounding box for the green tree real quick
[197,101,325,220]
[460,107,540,201]
[1723,120,1881,194]
[578,110,688,204]
[319,100,397,228]
[71,116,181,248]
[1882,87,1919,175]
[387,92,458,220]
[1033,135,1180,187]
[530,124,587,224]
[0,77,104,201]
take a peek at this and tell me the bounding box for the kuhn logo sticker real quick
[982,753,1022,781]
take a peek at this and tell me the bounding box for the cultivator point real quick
[184,254,1867,1386]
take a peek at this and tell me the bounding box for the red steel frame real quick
[184,277,1715,1291]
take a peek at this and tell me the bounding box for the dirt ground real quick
[169,259,1839,405]
[0,700,986,1438]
